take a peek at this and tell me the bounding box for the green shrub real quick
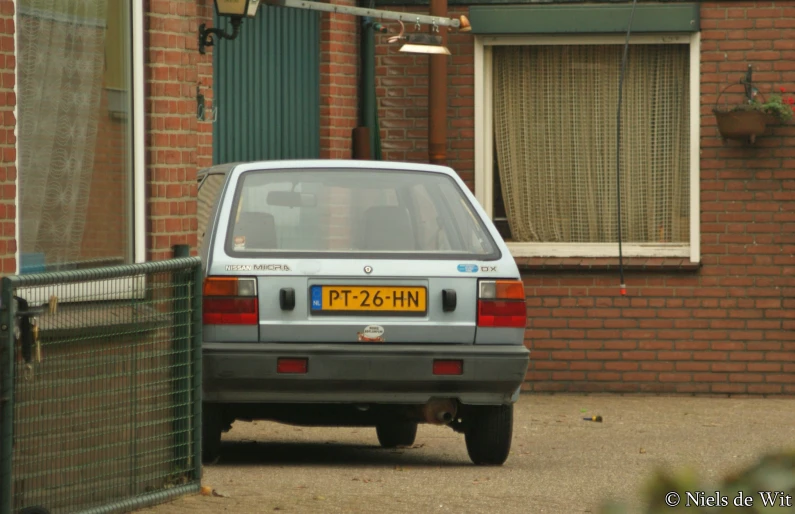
[600,450,795,513]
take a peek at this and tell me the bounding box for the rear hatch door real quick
[207,163,509,345]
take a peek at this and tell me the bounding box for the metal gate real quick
[0,257,203,514]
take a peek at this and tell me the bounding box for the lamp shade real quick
[215,0,260,18]
[399,44,451,55]
[399,33,451,55]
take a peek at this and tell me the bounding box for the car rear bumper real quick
[202,343,530,405]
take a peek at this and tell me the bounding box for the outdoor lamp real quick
[387,20,452,56]
[400,34,451,55]
[199,0,261,54]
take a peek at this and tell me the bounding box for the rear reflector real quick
[277,358,308,374]
[477,300,526,328]
[433,359,463,375]
[203,297,258,325]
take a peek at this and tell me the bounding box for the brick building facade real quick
[0,1,792,395]
[371,1,795,396]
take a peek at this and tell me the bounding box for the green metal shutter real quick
[467,4,699,34]
[213,6,321,164]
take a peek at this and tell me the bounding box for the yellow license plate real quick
[310,286,426,314]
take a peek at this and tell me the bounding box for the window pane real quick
[17,0,133,273]
[492,44,690,244]
[226,169,499,258]
[197,174,226,249]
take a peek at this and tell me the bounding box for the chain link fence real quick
[0,256,203,514]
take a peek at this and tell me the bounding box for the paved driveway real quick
[142,395,795,513]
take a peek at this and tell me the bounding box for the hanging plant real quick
[714,83,795,143]
[760,87,795,123]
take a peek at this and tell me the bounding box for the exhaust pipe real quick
[436,410,454,424]
[422,398,457,425]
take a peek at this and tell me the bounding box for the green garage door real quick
[213,6,320,163]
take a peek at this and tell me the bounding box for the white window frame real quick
[474,33,701,263]
[13,3,146,303]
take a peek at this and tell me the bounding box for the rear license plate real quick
[310,285,427,314]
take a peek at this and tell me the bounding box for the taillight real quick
[203,276,258,325]
[477,279,526,328]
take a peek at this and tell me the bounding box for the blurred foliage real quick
[600,450,795,514]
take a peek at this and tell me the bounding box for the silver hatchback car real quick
[197,160,529,466]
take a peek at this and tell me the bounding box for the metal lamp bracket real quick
[740,64,755,103]
[196,85,218,122]
[199,17,244,55]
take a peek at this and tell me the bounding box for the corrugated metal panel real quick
[213,6,321,164]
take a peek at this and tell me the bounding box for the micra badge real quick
[253,264,291,271]
[357,324,385,343]
[457,264,478,273]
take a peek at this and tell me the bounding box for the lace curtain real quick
[493,44,690,244]
[17,0,107,266]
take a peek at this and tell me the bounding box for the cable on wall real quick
[615,0,639,296]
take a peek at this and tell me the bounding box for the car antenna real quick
[615,0,638,297]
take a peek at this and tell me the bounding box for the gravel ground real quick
[141,395,795,514]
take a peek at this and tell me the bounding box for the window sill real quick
[514,257,701,272]
[504,242,691,257]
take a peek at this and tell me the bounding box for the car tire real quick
[376,421,418,448]
[464,404,513,466]
[202,404,223,464]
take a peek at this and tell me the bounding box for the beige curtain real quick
[493,44,690,244]
[17,1,107,265]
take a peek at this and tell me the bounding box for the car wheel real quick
[376,421,418,448]
[464,404,513,466]
[202,404,223,464]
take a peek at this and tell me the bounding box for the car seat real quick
[362,206,416,251]
[233,212,277,249]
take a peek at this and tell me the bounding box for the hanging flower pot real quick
[713,82,795,144]
[713,109,768,143]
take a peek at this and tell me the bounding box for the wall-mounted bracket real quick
[199,18,244,55]
[197,84,217,122]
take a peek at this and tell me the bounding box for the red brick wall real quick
[373,1,795,396]
[320,0,359,159]
[374,7,474,188]
[146,0,214,260]
[0,2,15,274]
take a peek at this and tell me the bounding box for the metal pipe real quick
[0,279,16,514]
[362,18,378,149]
[421,398,457,425]
[191,261,204,481]
[352,12,378,160]
[428,0,448,165]
[262,0,461,28]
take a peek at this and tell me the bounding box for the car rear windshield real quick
[224,168,500,260]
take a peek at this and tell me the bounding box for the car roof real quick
[197,160,457,178]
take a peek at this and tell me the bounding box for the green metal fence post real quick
[173,245,191,472]
[190,262,204,481]
[0,278,16,514]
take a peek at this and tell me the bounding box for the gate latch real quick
[14,296,45,379]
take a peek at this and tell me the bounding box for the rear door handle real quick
[280,288,295,311]
[442,289,457,312]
